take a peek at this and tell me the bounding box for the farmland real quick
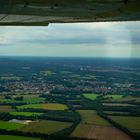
[104,95,140,103]
[0,105,13,112]
[10,112,44,117]
[102,103,137,107]
[0,76,21,81]
[17,103,68,110]
[0,95,45,104]
[83,94,99,100]
[109,116,140,133]
[105,94,124,100]
[71,124,132,140]
[71,110,128,140]
[0,120,25,130]
[114,96,140,103]
[0,57,140,140]
[104,111,130,115]
[77,110,111,126]
[0,135,41,140]
[21,120,72,134]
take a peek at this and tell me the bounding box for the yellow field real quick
[17,103,68,110]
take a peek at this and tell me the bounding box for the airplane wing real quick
[0,0,140,25]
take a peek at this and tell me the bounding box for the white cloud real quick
[0,21,140,57]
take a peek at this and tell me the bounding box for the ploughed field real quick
[71,110,132,140]
[71,124,133,140]
[0,105,13,112]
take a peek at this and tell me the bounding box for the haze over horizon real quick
[0,21,140,58]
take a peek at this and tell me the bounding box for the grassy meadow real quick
[77,110,111,126]
[109,116,140,133]
[10,112,44,117]
[0,120,25,130]
[83,94,99,100]
[0,95,45,104]
[105,94,124,100]
[21,120,72,134]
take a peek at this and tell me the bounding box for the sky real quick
[0,21,140,58]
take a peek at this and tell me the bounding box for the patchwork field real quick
[10,112,44,117]
[0,120,25,130]
[71,124,132,140]
[0,135,41,140]
[17,103,68,110]
[109,116,140,133]
[0,105,13,112]
[21,120,72,134]
[83,94,99,100]
[77,110,111,126]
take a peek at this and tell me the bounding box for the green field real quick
[116,96,140,103]
[40,70,56,76]
[0,135,41,140]
[77,110,111,126]
[102,103,137,107]
[0,105,13,112]
[0,120,25,130]
[104,111,129,115]
[17,103,68,110]
[10,112,44,117]
[71,124,93,138]
[109,116,140,133]
[83,94,99,100]
[21,120,72,134]
[0,76,21,80]
[21,95,45,103]
[0,95,45,104]
[105,94,124,99]
[105,95,140,103]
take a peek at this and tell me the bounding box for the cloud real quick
[0,21,140,57]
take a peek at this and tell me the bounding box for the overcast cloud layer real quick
[0,21,140,57]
